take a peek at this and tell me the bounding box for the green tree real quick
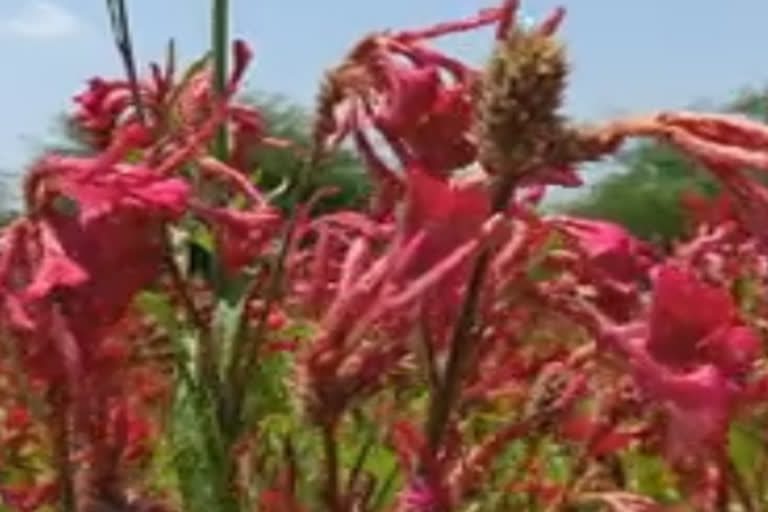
[0,171,19,226]
[239,93,371,213]
[556,88,768,244]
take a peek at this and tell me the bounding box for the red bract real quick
[374,66,476,173]
[556,217,656,284]
[314,8,505,177]
[646,264,755,371]
[71,38,281,168]
[550,216,656,321]
[195,203,281,272]
[608,111,768,248]
[10,1,768,510]
[9,134,189,351]
[588,264,764,461]
[397,165,490,281]
[73,78,137,148]
[295,213,502,423]
[0,38,287,508]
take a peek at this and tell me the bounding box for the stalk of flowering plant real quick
[0,29,290,510]
[211,0,229,160]
[307,2,768,509]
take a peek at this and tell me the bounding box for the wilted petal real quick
[24,222,88,300]
[377,66,440,132]
[228,40,254,91]
[659,111,768,151]
[664,125,768,172]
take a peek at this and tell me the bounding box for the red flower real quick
[194,204,281,273]
[557,217,656,283]
[645,264,754,371]
[374,62,475,173]
[397,165,490,280]
[71,39,259,152]
[73,78,135,148]
[556,216,656,321]
[608,264,763,460]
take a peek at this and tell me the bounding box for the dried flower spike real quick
[473,2,568,175]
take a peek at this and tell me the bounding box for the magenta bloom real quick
[619,264,761,460]
[645,264,758,373]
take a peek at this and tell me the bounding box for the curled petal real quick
[535,6,566,36]
[659,110,768,151]
[195,204,282,272]
[392,5,507,43]
[225,39,254,93]
[495,0,521,40]
[337,237,371,298]
[197,156,268,206]
[388,214,505,309]
[665,125,768,171]
[24,223,88,300]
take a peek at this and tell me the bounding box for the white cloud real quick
[0,1,81,40]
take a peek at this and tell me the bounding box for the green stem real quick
[223,160,315,434]
[424,174,517,456]
[162,233,221,404]
[212,0,229,160]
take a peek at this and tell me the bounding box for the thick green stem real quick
[212,0,229,160]
[424,174,517,456]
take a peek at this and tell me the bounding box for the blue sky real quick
[2,0,768,192]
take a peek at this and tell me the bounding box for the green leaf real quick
[135,290,180,336]
[622,449,679,502]
[729,421,762,490]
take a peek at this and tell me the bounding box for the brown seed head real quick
[474,20,568,175]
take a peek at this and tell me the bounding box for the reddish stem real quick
[322,421,342,511]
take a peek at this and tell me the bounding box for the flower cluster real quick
[3,1,768,511]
